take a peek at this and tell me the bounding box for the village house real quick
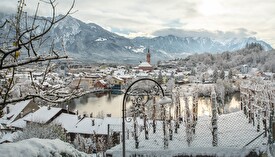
[94,79,108,89]
[24,106,74,125]
[110,76,124,86]
[0,100,39,130]
[71,73,103,90]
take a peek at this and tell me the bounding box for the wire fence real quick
[106,95,271,157]
[106,80,274,157]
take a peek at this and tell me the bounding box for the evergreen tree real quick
[157,70,163,84]
[191,68,196,75]
[219,70,225,80]
[213,69,218,83]
[228,69,233,79]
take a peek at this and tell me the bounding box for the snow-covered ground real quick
[107,111,272,157]
[0,138,90,157]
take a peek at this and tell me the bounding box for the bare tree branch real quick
[0,0,78,109]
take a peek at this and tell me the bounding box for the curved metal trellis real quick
[122,78,165,157]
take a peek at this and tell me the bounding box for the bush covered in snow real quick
[14,123,66,142]
[0,138,90,157]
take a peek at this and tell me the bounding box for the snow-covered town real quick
[1,45,275,156]
[1,0,275,157]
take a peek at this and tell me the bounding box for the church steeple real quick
[146,48,151,64]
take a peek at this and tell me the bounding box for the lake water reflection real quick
[66,92,240,118]
[197,93,240,116]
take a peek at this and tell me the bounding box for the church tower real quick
[146,48,151,64]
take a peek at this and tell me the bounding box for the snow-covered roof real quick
[113,76,124,81]
[175,72,184,77]
[24,106,62,124]
[119,74,133,79]
[1,100,32,125]
[98,79,107,85]
[138,62,152,68]
[0,132,17,144]
[96,117,144,135]
[96,117,122,135]
[113,69,126,76]
[136,72,149,77]
[67,117,103,134]
[52,113,79,131]
[8,114,28,129]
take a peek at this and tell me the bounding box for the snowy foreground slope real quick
[107,111,274,157]
[0,138,90,157]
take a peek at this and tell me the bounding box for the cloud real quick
[1,0,274,47]
[164,19,186,28]
[152,28,258,40]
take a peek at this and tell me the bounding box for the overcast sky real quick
[1,0,275,47]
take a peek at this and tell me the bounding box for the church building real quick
[138,48,153,72]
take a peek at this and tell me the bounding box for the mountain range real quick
[0,13,273,64]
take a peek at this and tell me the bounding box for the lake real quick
[61,91,240,118]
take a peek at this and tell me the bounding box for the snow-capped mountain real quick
[48,16,273,64]
[0,13,273,64]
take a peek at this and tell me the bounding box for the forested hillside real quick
[179,43,275,72]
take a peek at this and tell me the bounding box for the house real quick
[241,64,249,74]
[71,73,103,90]
[0,100,39,129]
[119,74,134,85]
[24,106,74,125]
[111,76,124,86]
[68,117,103,136]
[94,79,108,89]
[52,113,83,141]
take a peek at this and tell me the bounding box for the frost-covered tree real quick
[219,70,225,80]
[14,123,66,142]
[73,134,95,153]
[166,78,175,94]
[96,110,105,118]
[212,69,218,83]
[157,70,163,84]
[0,0,81,115]
[228,69,233,80]
[184,95,193,146]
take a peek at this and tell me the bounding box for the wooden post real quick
[152,97,156,134]
[133,103,139,149]
[257,109,260,132]
[263,109,267,137]
[162,104,168,149]
[211,90,218,147]
[143,103,148,140]
[185,95,192,147]
[192,93,198,134]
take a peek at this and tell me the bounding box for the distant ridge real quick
[0,13,273,64]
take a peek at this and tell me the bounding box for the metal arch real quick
[122,78,165,157]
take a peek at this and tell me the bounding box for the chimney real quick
[66,105,69,113]
[20,111,23,118]
[6,106,10,114]
[78,115,81,120]
[92,119,95,126]
[47,105,51,110]
[75,110,78,115]
[83,113,87,117]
